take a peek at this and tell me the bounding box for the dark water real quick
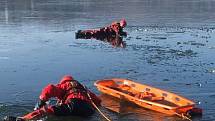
[0,0,215,121]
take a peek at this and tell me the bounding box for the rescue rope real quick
[82,84,111,121]
[175,112,192,121]
[86,93,112,121]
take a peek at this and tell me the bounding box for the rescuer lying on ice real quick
[75,19,127,47]
[4,75,101,121]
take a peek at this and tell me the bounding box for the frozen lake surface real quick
[0,0,215,120]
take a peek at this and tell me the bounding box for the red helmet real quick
[120,19,127,28]
[60,75,74,84]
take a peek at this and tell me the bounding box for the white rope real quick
[87,93,112,121]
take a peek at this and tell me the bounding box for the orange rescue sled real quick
[94,78,202,117]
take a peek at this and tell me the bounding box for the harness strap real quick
[62,81,88,102]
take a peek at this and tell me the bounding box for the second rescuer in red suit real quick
[75,19,127,48]
[76,19,127,39]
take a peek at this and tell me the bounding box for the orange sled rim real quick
[94,78,197,116]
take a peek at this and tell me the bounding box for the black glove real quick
[34,99,46,110]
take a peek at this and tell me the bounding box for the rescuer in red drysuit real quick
[76,19,127,39]
[4,75,101,121]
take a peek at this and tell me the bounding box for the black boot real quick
[3,116,25,121]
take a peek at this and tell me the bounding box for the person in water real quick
[75,19,127,47]
[4,75,101,121]
[76,19,127,39]
[97,18,127,37]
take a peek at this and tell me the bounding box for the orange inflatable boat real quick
[94,78,202,118]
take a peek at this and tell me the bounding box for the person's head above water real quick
[120,19,127,28]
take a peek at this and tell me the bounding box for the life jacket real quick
[63,80,90,104]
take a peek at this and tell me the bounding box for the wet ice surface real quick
[1,28,214,121]
[1,0,215,121]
